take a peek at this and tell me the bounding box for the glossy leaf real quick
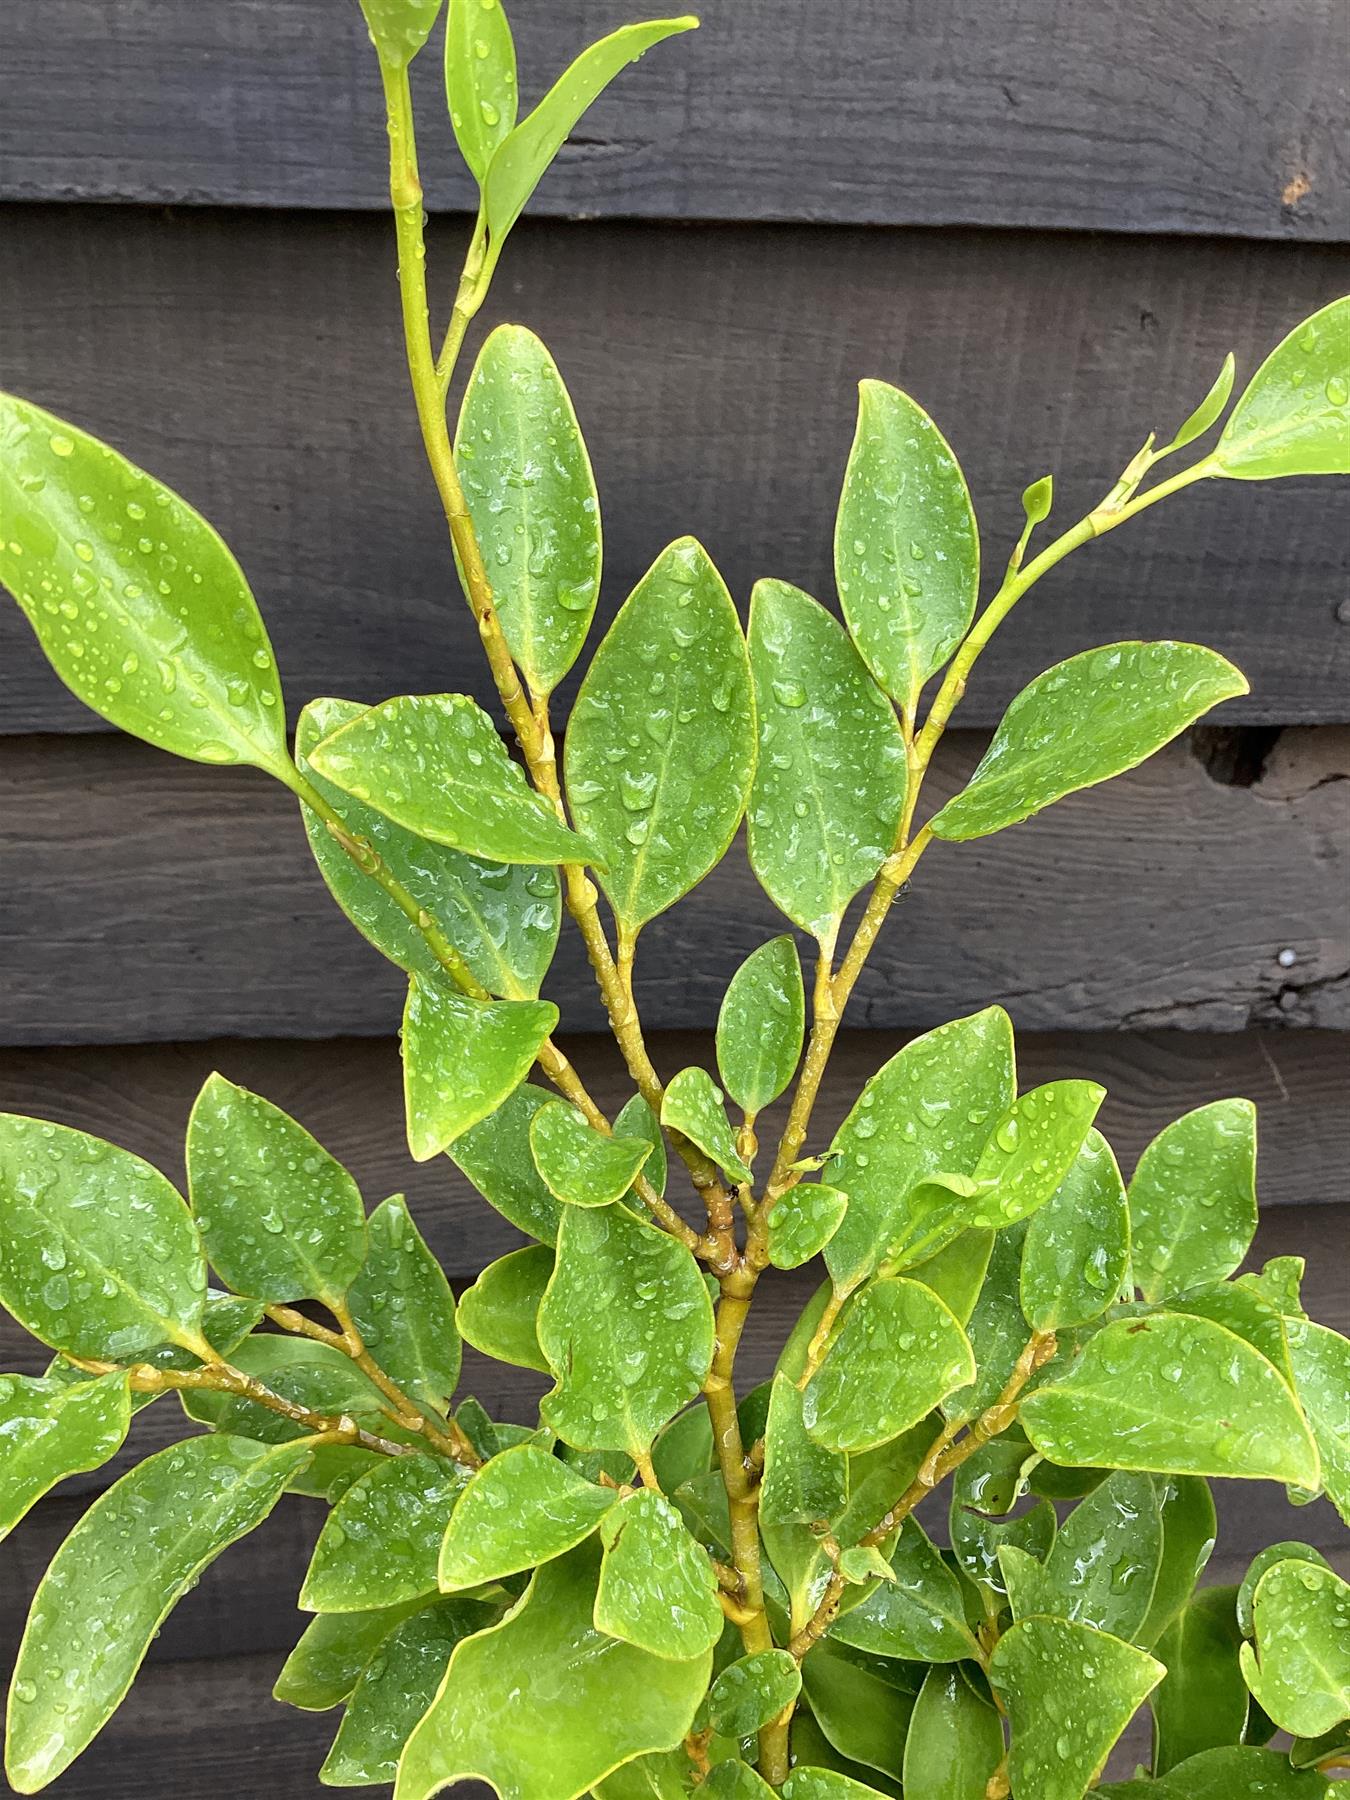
[0,1371,130,1541]
[1239,1559,1350,1737]
[595,1488,723,1659]
[1020,1312,1320,1485]
[1214,298,1350,478]
[834,381,980,718]
[716,936,806,1115]
[456,326,600,697]
[950,1438,1056,1602]
[989,1616,1164,1800]
[186,1074,366,1308]
[901,1666,1004,1800]
[909,1229,994,1328]
[592,1749,695,1800]
[178,1335,392,1443]
[1138,1476,1217,1649]
[1128,1098,1257,1301]
[768,1184,850,1271]
[929,642,1248,841]
[530,1101,653,1207]
[444,0,516,180]
[1153,1585,1249,1772]
[310,692,593,866]
[963,1079,1104,1231]
[706,1650,802,1737]
[782,1769,895,1800]
[1285,1319,1350,1523]
[0,1114,207,1361]
[1101,1746,1335,1798]
[746,580,908,941]
[660,1067,752,1185]
[1028,1471,1162,1640]
[760,1373,849,1531]
[438,1443,615,1589]
[396,1540,711,1800]
[830,1517,980,1663]
[941,1223,1027,1426]
[1169,1279,1294,1386]
[455,1244,552,1373]
[302,1454,467,1612]
[450,1082,563,1242]
[357,0,444,67]
[296,697,559,999]
[799,1641,917,1782]
[0,392,290,777]
[402,976,557,1160]
[1020,1129,1129,1330]
[274,1597,435,1711]
[1165,353,1236,454]
[346,1194,461,1410]
[5,1435,311,1792]
[614,1094,668,1198]
[564,538,755,933]
[537,1203,715,1459]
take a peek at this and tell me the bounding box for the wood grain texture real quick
[0,0,1346,238]
[2,208,1347,737]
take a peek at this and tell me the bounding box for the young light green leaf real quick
[274,1597,435,1711]
[302,1454,467,1613]
[0,1371,130,1541]
[0,1115,207,1361]
[660,1067,752,1185]
[530,1101,653,1207]
[746,580,908,941]
[356,0,444,67]
[0,393,290,778]
[830,1517,980,1663]
[963,1079,1105,1232]
[989,1616,1164,1800]
[444,0,516,179]
[614,1094,668,1198]
[1022,473,1054,526]
[402,976,557,1160]
[1152,1585,1249,1772]
[760,1373,849,1529]
[901,1665,1005,1800]
[456,326,600,696]
[186,1074,367,1308]
[1020,1312,1320,1485]
[1021,1129,1130,1330]
[309,692,594,866]
[438,1443,615,1589]
[1238,1560,1350,1737]
[1128,1098,1257,1302]
[1165,353,1236,454]
[716,936,806,1115]
[929,642,1248,841]
[1214,298,1350,479]
[595,1488,723,1659]
[5,1434,312,1793]
[834,382,980,719]
[455,1244,553,1373]
[798,1639,918,1782]
[1285,1318,1350,1524]
[537,1203,715,1460]
[767,1184,849,1271]
[706,1650,802,1738]
[345,1194,461,1410]
[450,1081,563,1242]
[1033,1471,1162,1641]
[396,1540,711,1800]
[564,538,755,934]
[1138,1476,1217,1650]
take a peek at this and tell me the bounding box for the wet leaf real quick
[660,1067,752,1185]
[592,1748,694,1800]
[0,1371,130,1541]
[595,1488,723,1659]
[768,1185,850,1271]
[1028,1471,1162,1640]
[402,976,557,1160]
[274,1597,436,1711]
[716,936,806,1115]
[1152,1585,1249,1771]
[1164,353,1236,454]
[962,1079,1104,1232]
[1020,1129,1129,1330]
[1214,298,1350,478]
[179,1335,392,1443]
[530,1101,653,1207]
[42,1291,262,1420]
[830,1518,980,1663]
[901,1665,1005,1800]
[782,1767,896,1800]
[701,1765,777,1798]
[444,0,516,180]
[438,1442,615,1589]
[357,0,444,67]
[941,1223,1027,1426]
[455,1244,552,1373]
[706,1649,802,1737]
[1169,1279,1294,1385]
[450,1081,563,1242]
[303,1454,468,1613]
[345,1194,461,1411]
[799,1640,918,1782]
[614,1094,668,1198]
[929,642,1248,841]
[1239,1559,1350,1737]
[1133,1475,1216,1652]
[949,1437,1056,1604]
[760,1373,849,1529]
[746,580,908,941]
[834,382,980,718]
[1127,1099,1257,1302]
[1284,1318,1350,1525]
[1100,1745,1335,1797]
[0,392,290,777]
[908,1229,994,1328]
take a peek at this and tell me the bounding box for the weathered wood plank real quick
[1,727,1345,1043]
[0,0,1345,239]
[2,208,1347,735]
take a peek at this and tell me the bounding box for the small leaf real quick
[564,538,755,934]
[402,976,557,1159]
[1022,474,1054,525]
[450,1082,563,1242]
[0,1371,130,1541]
[1128,1099,1258,1302]
[799,1640,918,1782]
[310,692,594,865]
[1034,1471,1162,1641]
[1138,1475,1217,1650]
[438,1443,615,1589]
[346,1194,461,1411]
[963,1079,1105,1231]
[456,326,600,696]
[186,1075,367,1308]
[594,1488,723,1659]
[1152,1585,1249,1772]
[834,381,980,718]
[356,0,444,67]
[1165,352,1236,454]
[830,1518,980,1663]
[530,1101,653,1207]
[706,1650,802,1737]
[455,1244,553,1373]
[5,1435,311,1793]
[760,1372,849,1529]
[1239,1559,1350,1737]
[1214,298,1350,478]
[274,1597,434,1711]
[303,1454,468,1613]
[444,0,516,179]
[0,1114,207,1361]
[838,1545,894,1585]
[1285,1318,1350,1524]
[941,1224,1026,1426]
[1021,1128,1130,1330]
[949,1438,1056,1603]
[746,580,908,941]
[768,1184,849,1271]
[716,936,806,1115]
[660,1067,752,1185]
[929,642,1248,841]
[901,1665,1005,1800]
[614,1094,667,1197]
[701,1765,778,1799]
[0,393,290,778]
[1020,1312,1320,1485]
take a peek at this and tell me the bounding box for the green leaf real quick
[595,1488,723,1659]
[990,1617,1163,1800]
[799,1641,918,1782]
[768,1184,849,1271]
[834,381,980,719]
[592,1749,695,1800]
[701,1765,777,1798]
[455,1244,552,1373]
[302,1454,467,1613]
[1020,1128,1129,1331]
[482,20,700,246]
[615,1094,668,1197]
[1291,1724,1350,1773]
[1169,1280,1294,1385]
[1239,1559,1350,1737]
[1138,1476,1217,1649]
[803,1276,975,1453]
[706,1650,802,1737]
[760,1372,849,1532]
[564,538,755,934]
[1020,1311,1320,1485]
[0,1114,207,1361]
[530,1101,653,1207]
[346,1194,461,1411]
[357,0,443,67]
[1100,1746,1336,1798]
[746,580,908,941]
[296,697,559,999]
[1285,1319,1350,1523]
[929,642,1248,842]
[909,1229,994,1328]
[660,1067,752,1185]
[438,1442,615,1589]
[941,1224,1027,1425]
[716,936,806,1115]
[1153,1585,1249,1772]
[396,1540,711,1800]
[310,692,594,865]
[651,1404,712,1493]
[444,0,516,179]
[537,1204,715,1460]
[962,1079,1105,1232]
[186,1075,367,1308]
[0,1371,130,1541]
[824,1007,1016,1292]
[456,326,600,696]
[1127,1099,1257,1301]
[1214,298,1350,478]
[1165,353,1236,454]
[830,1518,980,1663]
[901,1665,1005,1800]
[45,1291,262,1420]
[5,1434,311,1793]
[0,393,290,777]
[1237,1254,1306,1318]
[783,1768,895,1800]
[450,1082,563,1242]
[274,1598,435,1711]
[178,1335,391,1442]
[950,1438,1056,1603]
[1028,1471,1162,1640]
[402,976,557,1160]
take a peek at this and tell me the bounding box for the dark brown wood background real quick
[0,1,1347,1793]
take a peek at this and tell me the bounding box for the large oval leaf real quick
[1214,297,1350,479]
[1020,1128,1130,1331]
[402,976,557,1160]
[716,935,805,1116]
[346,1194,461,1411]
[0,1371,131,1541]
[444,0,516,180]
[1128,1098,1257,1302]
[564,537,755,934]
[929,641,1248,841]
[0,393,289,776]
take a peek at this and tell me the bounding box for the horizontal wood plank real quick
[0,1,1345,239]
[2,209,1348,735]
